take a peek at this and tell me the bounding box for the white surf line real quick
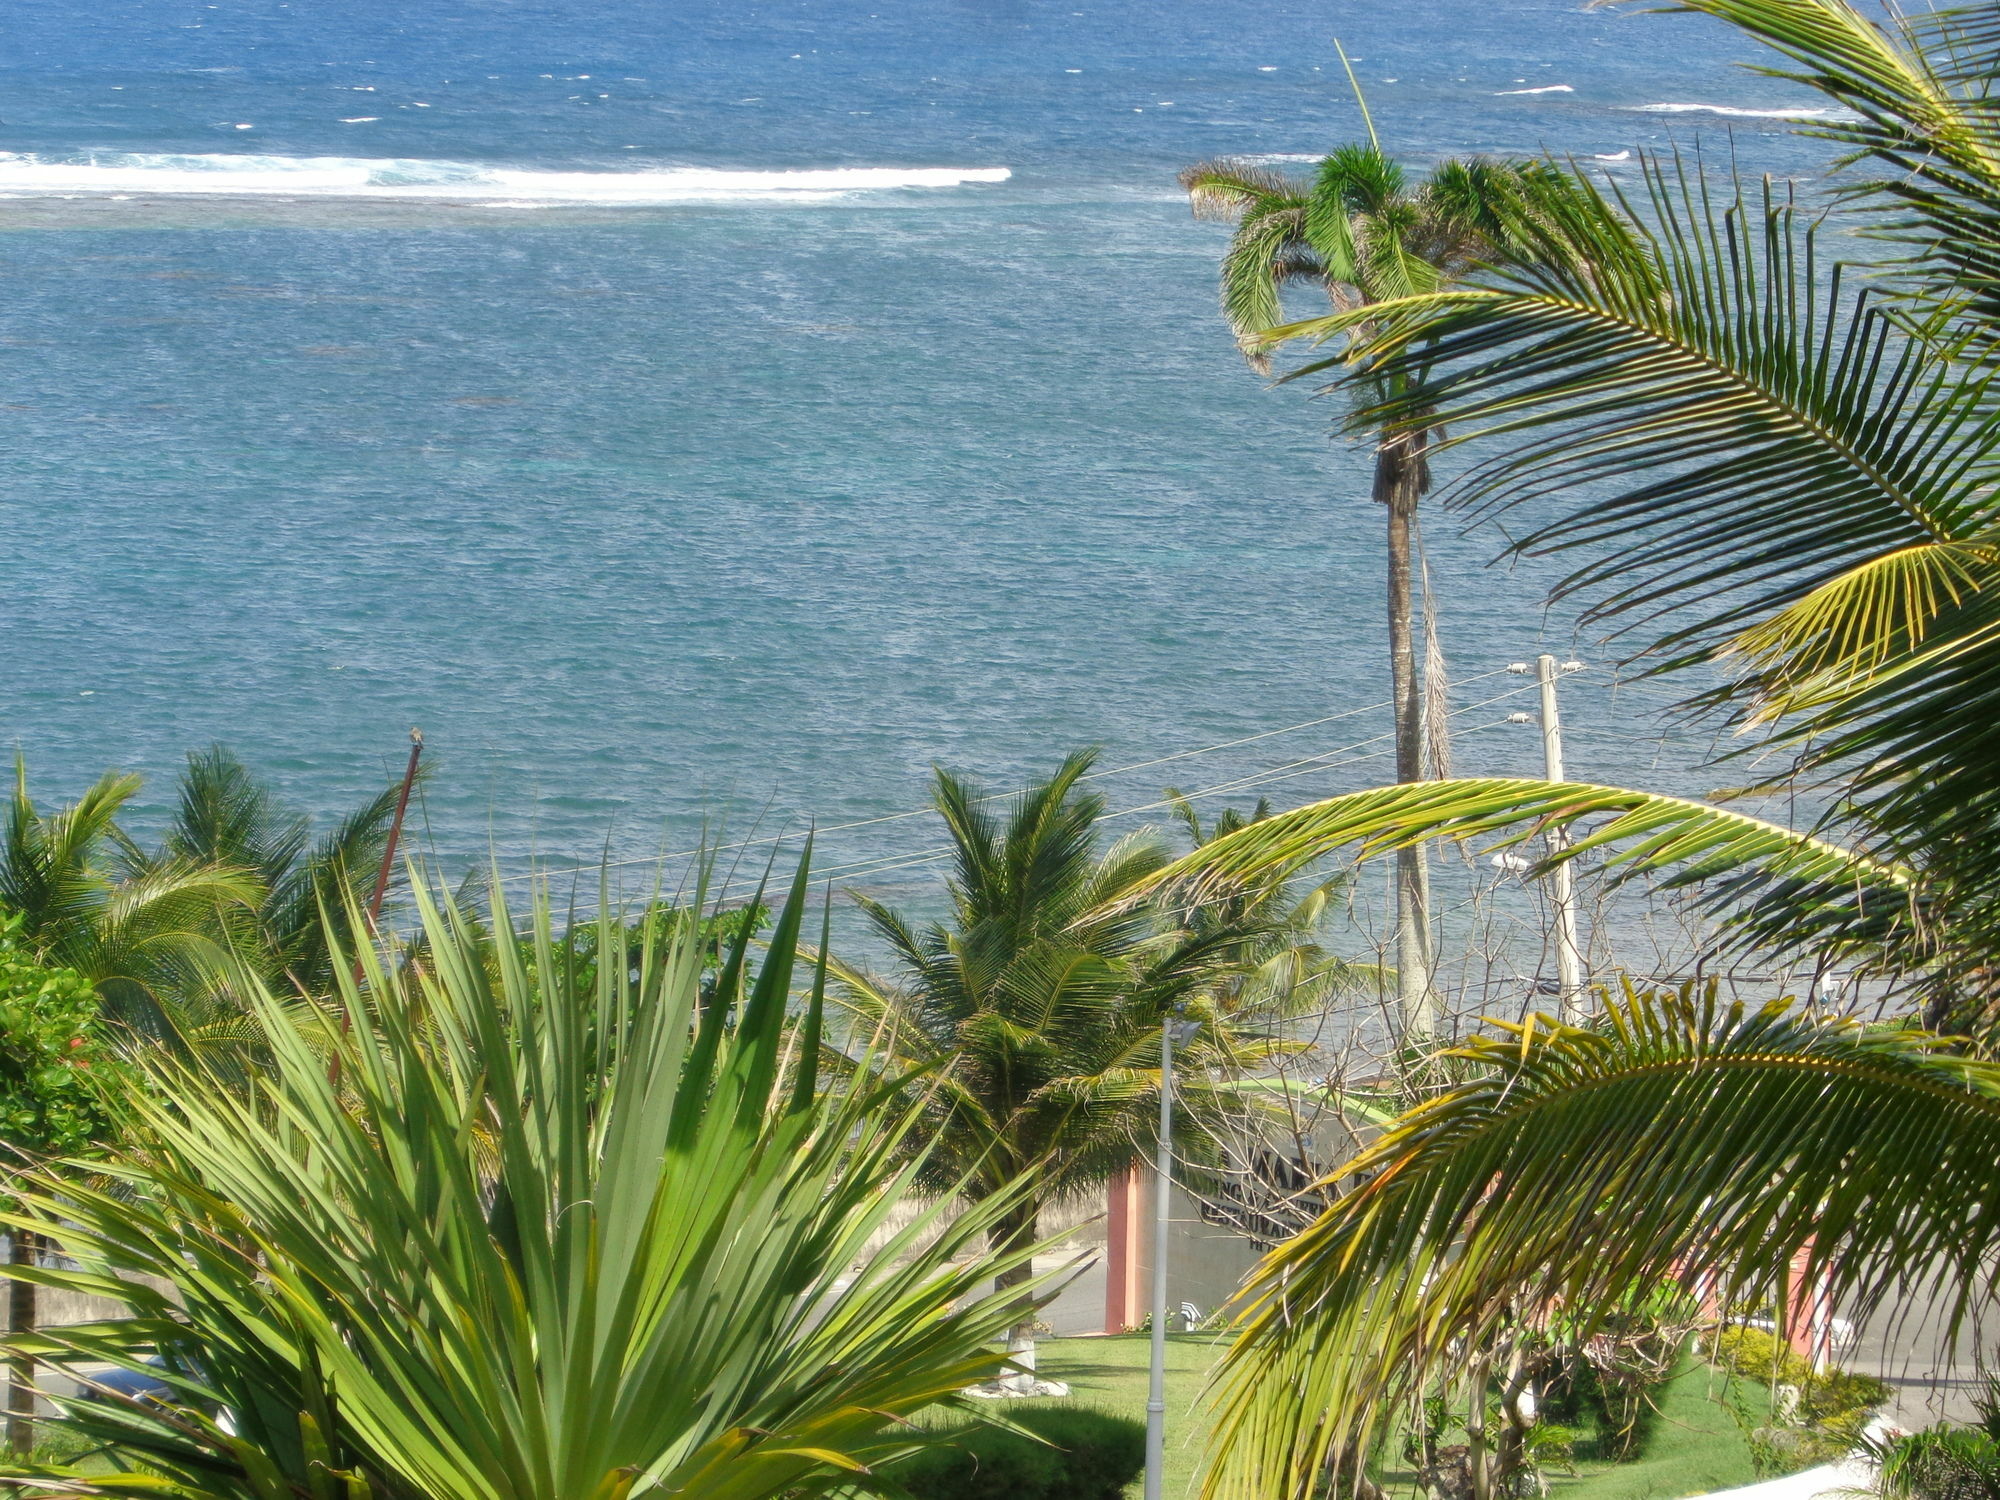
[0,152,1014,202]
[1628,102,1857,119]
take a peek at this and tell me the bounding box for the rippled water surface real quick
[1,0,1834,900]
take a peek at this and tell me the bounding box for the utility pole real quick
[1535,656,1588,1022]
[1144,1014,1199,1500]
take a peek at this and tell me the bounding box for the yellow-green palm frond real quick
[1140,776,1911,902]
[1729,536,2000,715]
[1205,985,2000,1499]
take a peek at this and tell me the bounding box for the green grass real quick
[1035,1333,1230,1500]
[1549,1361,1764,1500]
[1033,1339,1766,1500]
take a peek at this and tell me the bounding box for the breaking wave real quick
[1628,102,1857,120]
[0,151,1014,203]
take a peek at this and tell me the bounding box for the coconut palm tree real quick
[1180,144,1574,1038]
[825,752,1335,1392]
[0,760,258,1030]
[122,745,409,1009]
[0,855,1049,1500]
[1162,793,1382,1051]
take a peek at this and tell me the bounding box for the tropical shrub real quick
[887,1406,1146,1500]
[0,918,119,1164]
[1871,1382,2000,1500]
[0,915,128,1452]
[1713,1326,1892,1427]
[0,856,1048,1500]
[1712,1326,1892,1476]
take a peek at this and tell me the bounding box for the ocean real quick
[0,0,1836,914]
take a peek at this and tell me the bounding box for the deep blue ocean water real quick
[0,0,1837,911]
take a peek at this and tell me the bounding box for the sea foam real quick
[1629,102,1857,120]
[0,152,1013,202]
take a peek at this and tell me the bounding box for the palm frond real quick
[1142,775,1910,898]
[1178,159,1307,219]
[1206,986,2000,1499]
[152,746,310,887]
[1728,535,2000,714]
[1136,775,1934,990]
[1258,158,2000,851]
[1661,0,2000,324]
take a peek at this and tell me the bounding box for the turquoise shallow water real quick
[0,0,1831,905]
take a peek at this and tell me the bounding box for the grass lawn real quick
[1034,1339,1765,1500]
[1552,1361,1764,1500]
[1036,1332,1231,1500]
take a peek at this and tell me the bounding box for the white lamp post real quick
[1145,1012,1202,1500]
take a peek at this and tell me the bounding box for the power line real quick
[487,668,1518,891]
[690,699,1538,910]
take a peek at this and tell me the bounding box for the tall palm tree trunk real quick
[993,1201,1043,1395]
[8,1230,35,1456]
[1376,428,1437,1038]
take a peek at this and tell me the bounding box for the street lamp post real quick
[1145,1012,1201,1500]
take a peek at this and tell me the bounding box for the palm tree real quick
[122,745,408,1007]
[1180,144,1571,1038]
[825,752,1327,1392]
[0,855,1049,1500]
[0,760,258,1029]
[1110,0,2000,1492]
[1200,0,2000,1023]
[1163,793,1380,1046]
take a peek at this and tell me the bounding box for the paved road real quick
[1844,1288,1992,1428]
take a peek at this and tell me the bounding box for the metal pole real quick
[1144,1016,1174,1500]
[8,1229,35,1456]
[1536,656,1587,1022]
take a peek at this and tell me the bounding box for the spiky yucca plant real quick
[0,853,1049,1500]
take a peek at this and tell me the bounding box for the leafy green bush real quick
[1714,1326,1892,1476]
[0,918,121,1164]
[1713,1326,1892,1417]
[892,1406,1146,1500]
[1713,1326,1808,1386]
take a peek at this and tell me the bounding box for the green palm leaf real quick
[1204,987,2000,1499]
[1657,0,2000,324]
[1136,775,1930,989]
[1261,156,2000,862]
[1143,775,1910,894]
[1274,165,2000,656]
